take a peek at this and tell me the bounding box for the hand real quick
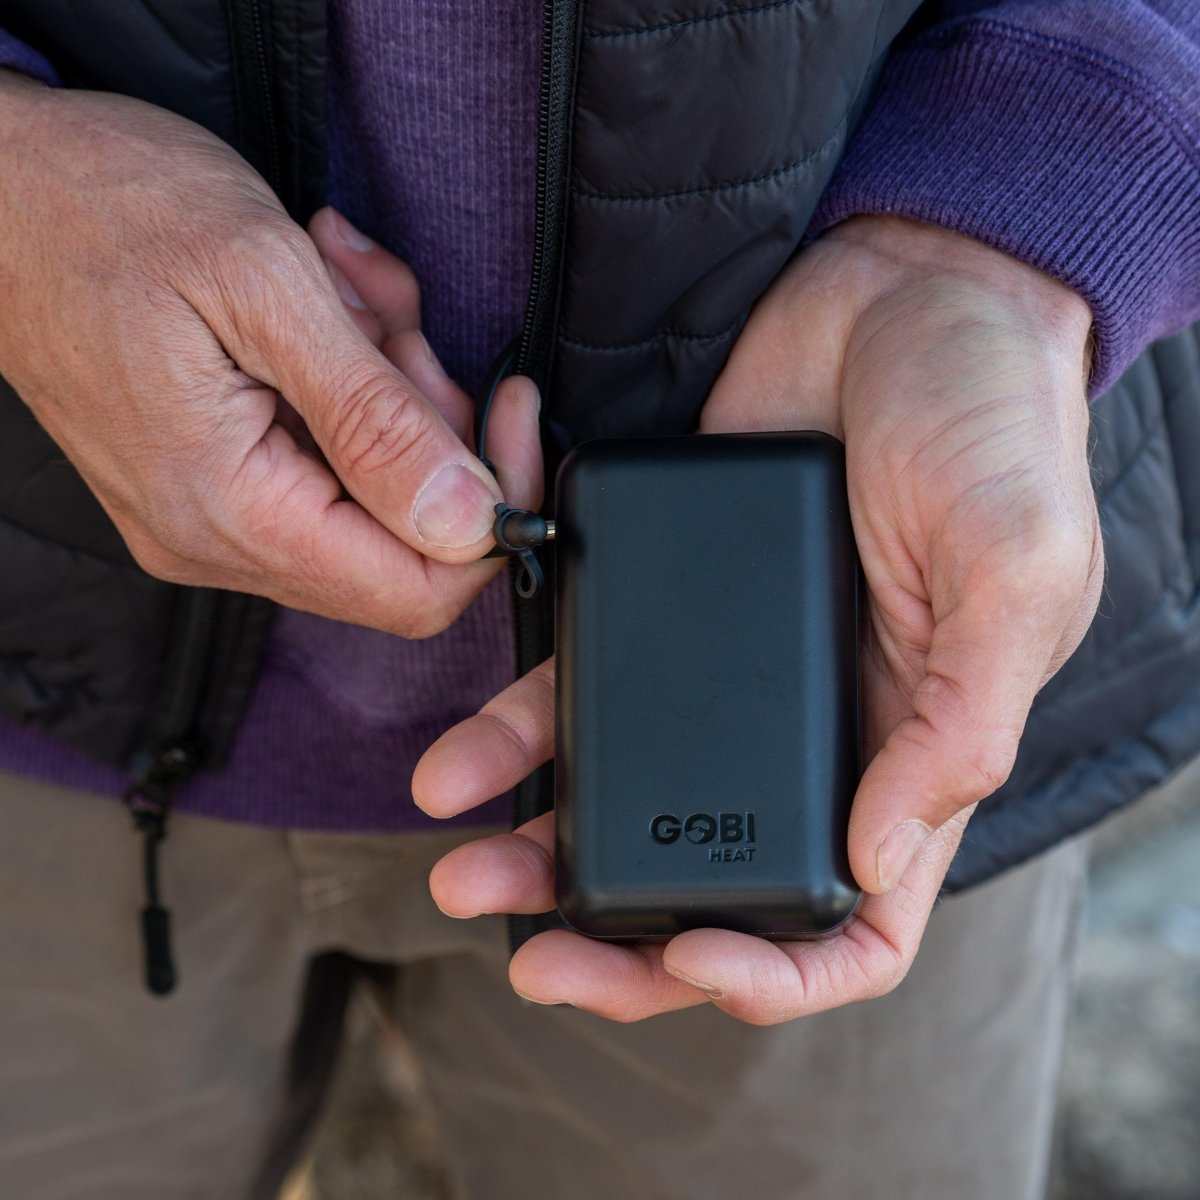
[0,73,541,636]
[413,216,1102,1023]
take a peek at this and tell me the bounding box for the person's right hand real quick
[0,72,541,635]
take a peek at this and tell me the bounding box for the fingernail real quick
[513,988,567,1007]
[665,968,723,1000]
[876,819,933,891]
[413,464,499,548]
[418,332,447,376]
[332,208,375,251]
[525,379,543,415]
[327,261,366,309]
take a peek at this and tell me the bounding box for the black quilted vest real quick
[3,1,1199,898]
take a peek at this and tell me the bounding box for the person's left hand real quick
[411,216,1102,1024]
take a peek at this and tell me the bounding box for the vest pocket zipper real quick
[122,0,292,998]
[123,589,217,995]
[124,743,197,996]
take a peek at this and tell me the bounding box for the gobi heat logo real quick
[648,811,757,863]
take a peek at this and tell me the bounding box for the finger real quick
[223,407,501,636]
[317,256,383,346]
[244,350,547,629]
[197,220,502,562]
[429,811,555,918]
[411,657,556,818]
[309,210,472,441]
[308,206,421,337]
[510,930,710,1022]
[380,328,473,443]
[308,206,491,533]
[484,375,543,511]
[308,209,477,438]
[662,809,969,1024]
[849,583,1055,895]
[298,334,499,561]
[699,263,850,439]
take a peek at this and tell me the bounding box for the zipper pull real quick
[124,744,194,997]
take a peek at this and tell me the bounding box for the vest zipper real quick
[513,0,578,681]
[518,0,581,385]
[515,0,581,690]
[225,0,286,197]
[506,0,582,951]
[246,0,283,193]
[515,0,580,680]
[125,0,289,995]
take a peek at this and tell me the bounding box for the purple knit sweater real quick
[2,1,1200,832]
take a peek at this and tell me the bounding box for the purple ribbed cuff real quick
[0,30,58,86]
[811,20,1200,394]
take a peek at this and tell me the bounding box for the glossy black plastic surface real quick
[554,434,862,939]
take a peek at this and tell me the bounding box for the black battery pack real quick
[553,433,861,940]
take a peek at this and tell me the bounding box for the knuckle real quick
[218,215,320,284]
[148,513,197,566]
[1001,504,1097,603]
[962,733,1019,800]
[126,534,194,585]
[328,372,434,478]
[393,603,455,640]
[382,579,463,639]
[865,958,911,1000]
[911,675,1018,802]
[739,1004,789,1027]
[386,259,421,312]
[965,487,1096,609]
[191,214,326,344]
[610,1007,650,1026]
[846,935,912,1002]
[1034,523,1095,598]
[477,711,533,766]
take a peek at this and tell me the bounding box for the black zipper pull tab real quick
[124,744,194,997]
[132,802,175,996]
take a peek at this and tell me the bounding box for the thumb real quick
[849,589,1049,895]
[199,220,501,563]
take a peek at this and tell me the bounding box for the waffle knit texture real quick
[811,2,1200,394]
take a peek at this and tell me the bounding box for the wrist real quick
[823,216,1094,381]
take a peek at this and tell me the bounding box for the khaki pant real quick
[0,770,1087,1200]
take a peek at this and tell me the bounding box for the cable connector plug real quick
[491,503,555,599]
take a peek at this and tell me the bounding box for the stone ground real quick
[290,758,1200,1200]
[1049,756,1200,1199]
